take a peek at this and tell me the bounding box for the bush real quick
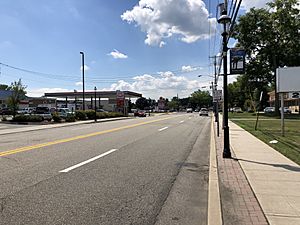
[52,112,62,122]
[75,110,87,120]
[109,112,124,118]
[85,110,96,120]
[13,114,43,122]
[65,114,76,122]
[1,116,7,121]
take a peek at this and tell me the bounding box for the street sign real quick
[116,90,125,107]
[230,48,245,74]
[213,90,222,102]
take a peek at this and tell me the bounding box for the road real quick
[0,113,211,225]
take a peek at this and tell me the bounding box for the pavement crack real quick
[0,198,6,213]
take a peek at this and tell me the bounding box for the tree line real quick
[228,0,299,112]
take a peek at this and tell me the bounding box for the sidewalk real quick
[212,118,300,225]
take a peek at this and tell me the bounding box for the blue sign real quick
[230,48,245,74]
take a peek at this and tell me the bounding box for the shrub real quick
[109,112,124,118]
[1,116,7,121]
[13,115,43,122]
[52,112,62,122]
[85,110,96,120]
[65,114,76,122]
[75,110,87,120]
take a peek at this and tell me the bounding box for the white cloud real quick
[121,0,216,47]
[27,88,71,97]
[101,71,208,99]
[181,65,199,72]
[241,0,269,11]
[108,49,128,59]
[75,81,83,86]
[80,65,90,71]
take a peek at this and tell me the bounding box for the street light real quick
[94,86,97,122]
[218,3,231,158]
[80,51,85,111]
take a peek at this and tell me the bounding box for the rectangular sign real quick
[213,90,222,102]
[276,67,300,93]
[230,48,246,74]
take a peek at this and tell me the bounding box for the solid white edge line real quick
[208,118,222,225]
[158,127,169,132]
[59,149,118,173]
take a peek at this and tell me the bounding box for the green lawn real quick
[229,112,300,165]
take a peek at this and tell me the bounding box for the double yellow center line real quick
[0,116,177,157]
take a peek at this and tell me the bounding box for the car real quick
[32,106,52,121]
[279,107,292,114]
[232,107,243,113]
[134,110,146,117]
[0,108,13,115]
[264,107,275,113]
[194,109,199,112]
[17,108,34,114]
[199,108,209,116]
[56,108,74,118]
[186,108,193,113]
[96,109,108,113]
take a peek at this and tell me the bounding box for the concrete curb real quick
[208,117,222,225]
[0,117,133,136]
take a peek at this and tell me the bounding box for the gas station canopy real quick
[44,91,142,99]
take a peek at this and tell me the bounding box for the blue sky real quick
[0,0,269,99]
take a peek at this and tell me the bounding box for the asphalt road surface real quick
[0,113,211,225]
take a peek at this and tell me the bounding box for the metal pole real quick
[281,93,285,136]
[80,52,85,111]
[94,87,97,122]
[222,22,231,158]
[214,55,220,137]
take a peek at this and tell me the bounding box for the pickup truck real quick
[31,107,52,121]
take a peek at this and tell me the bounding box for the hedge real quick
[13,115,44,122]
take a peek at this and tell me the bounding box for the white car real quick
[279,107,292,114]
[186,108,193,113]
[199,108,209,116]
[56,108,74,118]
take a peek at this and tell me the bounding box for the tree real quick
[189,90,212,109]
[7,79,27,117]
[233,0,300,113]
[135,97,149,110]
[0,84,9,90]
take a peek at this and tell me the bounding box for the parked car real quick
[17,108,34,114]
[186,108,193,113]
[279,107,292,114]
[0,108,13,115]
[232,107,243,113]
[96,109,108,113]
[134,110,146,117]
[32,107,52,121]
[264,107,275,113]
[199,108,209,116]
[56,108,74,118]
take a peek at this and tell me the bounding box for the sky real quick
[0,0,271,100]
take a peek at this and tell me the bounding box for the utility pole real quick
[80,52,85,111]
[210,55,220,137]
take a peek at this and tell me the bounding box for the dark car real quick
[0,108,13,115]
[134,110,146,117]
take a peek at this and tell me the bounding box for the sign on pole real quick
[116,90,125,107]
[230,48,246,74]
[213,90,222,102]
